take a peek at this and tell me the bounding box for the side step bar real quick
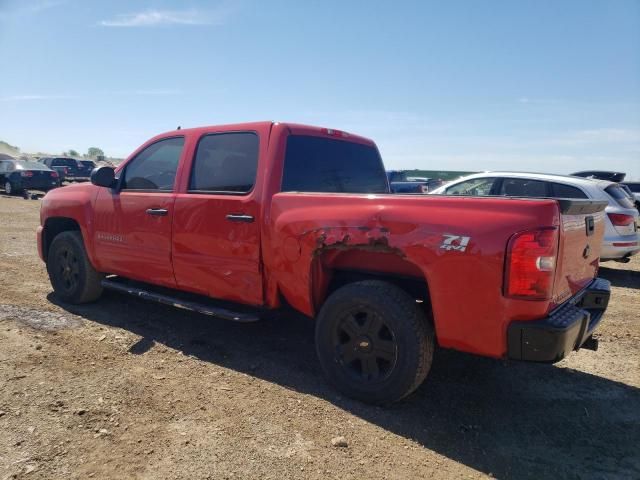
[101,278,260,323]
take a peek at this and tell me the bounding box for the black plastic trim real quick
[507,277,610,363]
[101,277,260,323]
[555,199,608,215]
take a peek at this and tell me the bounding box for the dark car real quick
[622,182,640,198]
[40,157,82,181]
[572,171,626,182]
[75,160,96,180]
[622,182,640,210]
[0,159,60,195]
[386,170,430,193]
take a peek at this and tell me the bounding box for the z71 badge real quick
[440,234,471,252]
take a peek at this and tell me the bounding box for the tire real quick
[315,280,434,404]
[4,180,20,195]
[47,231,104,304]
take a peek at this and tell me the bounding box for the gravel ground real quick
[0,194,638,480]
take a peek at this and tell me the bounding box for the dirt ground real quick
[0,195,638,480]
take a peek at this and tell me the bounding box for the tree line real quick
[0,140,106,160]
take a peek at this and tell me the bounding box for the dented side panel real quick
[264,193,562,358]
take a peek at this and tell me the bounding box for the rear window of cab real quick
[281,135,389,194]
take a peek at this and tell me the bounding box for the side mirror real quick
[90,166,116,188]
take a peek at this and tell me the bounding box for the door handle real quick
[146,208,168,216]
[226,213,254,223]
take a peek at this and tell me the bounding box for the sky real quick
[0,0,639,178]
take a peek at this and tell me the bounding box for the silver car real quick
[430,172,640,262]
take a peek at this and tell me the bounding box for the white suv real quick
[430,172,640,263]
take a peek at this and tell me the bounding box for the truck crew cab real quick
[38,122,611,404]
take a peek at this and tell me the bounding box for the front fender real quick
[40,183,100,269]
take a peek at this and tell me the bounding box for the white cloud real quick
[0,94,78,102]
[0,0,66,18]
[564,128,640,144]
[105,89,183,96]
[99,8,223,27]
[0,90,183,102]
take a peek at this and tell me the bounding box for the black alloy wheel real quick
[333,308,398,383]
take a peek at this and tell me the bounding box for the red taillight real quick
[50,171,58,178]
[607,213,634,226]
[20,171,33,177]
[504,227,559,300]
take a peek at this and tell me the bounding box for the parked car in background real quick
[387,170,429,193]
[0,159,60,194]
[572,171,626,182]
[75,160,96,180]
[622,182,640,202]
[40,157,81,181]
[387,171,442,193]
[406,176,444,190]
[431,172,640,263]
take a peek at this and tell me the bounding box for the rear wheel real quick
[47,231,104,303]
[315,280,434,404]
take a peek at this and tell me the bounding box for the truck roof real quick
[155,121,376,146]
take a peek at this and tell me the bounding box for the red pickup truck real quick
[38,122,611,404]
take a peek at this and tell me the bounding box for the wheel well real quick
[326,269,431,305]
[43,217,80,261]
[311,247,434,327]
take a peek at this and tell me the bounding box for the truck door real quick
[92,137,185,288]
[172,131,263,306]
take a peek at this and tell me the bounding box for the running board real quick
[101,278,260,323]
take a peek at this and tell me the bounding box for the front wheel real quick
[4,181,20,195]
[315,280,434,404]
[47,231,104,303]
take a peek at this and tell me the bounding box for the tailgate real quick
[552,200,608,306]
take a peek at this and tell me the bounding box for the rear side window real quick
[499,178,549,197]
[551,183,588,199]
[445,177,496,196]
[624,183,640,193]
[122,137,184,191]
[387,171,406,182]
[52,158,76,167]
[16,161,49,170]
[282,135,388,193]
[189,132,259,193]
[605,184,635,209]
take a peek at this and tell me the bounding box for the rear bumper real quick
[507,277,610,363]
[13,178,59,190]
[601,236,640,261]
